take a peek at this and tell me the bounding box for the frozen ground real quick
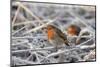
[11,1,96,66]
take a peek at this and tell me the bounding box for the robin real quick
[67,25,81,36]
[67,25,81,45]
[47,25,69,51]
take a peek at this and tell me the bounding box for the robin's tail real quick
[64,40,70,46]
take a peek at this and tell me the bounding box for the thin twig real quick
[13,19,50,26]
[12,41,28,45]
[12,46,54,53]
[12,25,26,35]
[16,2,44,25]
[12,35,92,39]
[12,5,21,25]
[12,35,47,40]
[13,56,36,64]
[23,19,57,35]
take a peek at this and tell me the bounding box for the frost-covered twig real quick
[80,43,95,49]
[23,19,57,34]
[34,52,41,63]
[13,19,50,26]
[12,25,26,35]
[13,21,33,26]
[12,46,54,53]
[77,36,95,47]
[12,35,47,39]
[12,5,21,25]
[46,37,95,58]
[84,49,95,61]
[12,56,36,64]
[12,35,92,40]
[46,48,78,58]
[12,41,28,45]
[16,2,44,25]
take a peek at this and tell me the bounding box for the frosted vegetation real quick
[11,1,96,66]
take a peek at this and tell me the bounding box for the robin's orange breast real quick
[67,28,77,36]
[47,29,55,40]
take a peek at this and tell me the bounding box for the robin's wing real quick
[54,27,69,46]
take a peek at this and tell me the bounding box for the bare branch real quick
[12,5,21,25]
[16,2,44,25]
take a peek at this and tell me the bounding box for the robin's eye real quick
[48,28,51,30]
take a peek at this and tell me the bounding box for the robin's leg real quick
[55,45,64,51]
[54,46,58,52]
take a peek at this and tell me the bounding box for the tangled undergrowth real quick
[11,1,96,66]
